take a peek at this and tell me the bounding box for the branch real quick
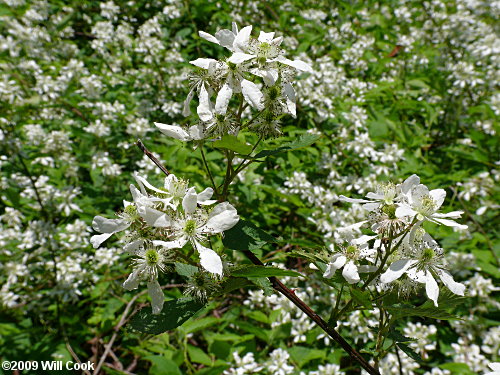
[136,139,170,176]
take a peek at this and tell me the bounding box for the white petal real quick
[380,259,418,283]
[342,261,360,284]
[429,189,446,209]
[130,182,145,199]
[276,56,313,72]
[433,217,468,230]
[134,173,166,195]
[124,239,143,253]
[438,270,466,296]
[215,82,233,115]
[401,174,420,195]
[204,202,239,233]
[228,52,255,64]
[352,235,377,245]
[153,238,187,249]
[231,22,238,35]
[433,211,464,219]
[489,363,500,371]
[395,205,417,218]
[358,265,378,273]
[195,242,223,276]
[147,280,165,315]
[90,233,113,249]
[241,79,264,110]
[363,202,380,211]
[339,195,372,204]
[198,31,219,45]
[425,270,439,307]
[215,29,236,50]
[324,254,347,278]
[183,87,196,117]
[258,31,275,43]
[286,98,296,118]
[139,206,171,227]
[190,58,218,69]
[197,187,214,203]
[123,269,141,290]
[189,124,205,140]
[154,122,191,141]
[182,187,198,214]
[92,216,130,234]
[233,25,252,52]
[197,83,213,122]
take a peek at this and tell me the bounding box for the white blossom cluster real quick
[91,172,239,313]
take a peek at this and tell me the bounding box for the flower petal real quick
[215,82,233,115]
[198,31,219,45]
[342,261,360,284]
[433,211,464,219]
[228,52,255,64]
[90,233,113,249]
[339,195,373,204]
[276,56,313,72]
[433,217,468,230]
[154,122,191,141]
[183,86,196,117]
[124,239,143,253]
[123,269,141,290]
[215,29,236,50]
[401,174,420,195]
[204,202,239,233]
[190,58,218,69]
[153,238,187,249]
[233,25,252,52]
[324,254,347,278]
[380,259,418,283]
[437,270,466,296]
[182,187,198,214]
[425,270,439,307]
[241,79,264,110]
[395,205,417,218]
[195,242,223,276]
[197,187,214,203]
[197,83,213,122]
[92,216,130,234]
[139,206,171,227]
[429,189,446,209]
[258,31,275,43]
[147,280,165,315]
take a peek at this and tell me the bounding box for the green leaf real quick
[397,343,423,364]
[350,288,372,309]
[129,298,205,335]
[250,133,321,159]
[439,363,475,374]
[175,262,198,278]
[188,345,213,366]
[247,276,274,295]
[145,356,182,375]
[218,277,253,295]
[388,328,417,344]
[212,135,252,154]
[232,265,302,278]
[288,346,326,368]
[223,219,277,252]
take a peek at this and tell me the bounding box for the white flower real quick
[485,363,500,375]
[154,122,205,142]
[122,246,168,314]
[323,235,377,284]
[198,22,252,53]
[380,234,466,306]
[154,188,239,276]
[396,176,467,229]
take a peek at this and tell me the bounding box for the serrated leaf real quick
[247,276,274,296]
[232,265,302,278]
[223,219,277,252]
[212,134,252,154]
[175,262,198,278]
[350,288,372,309]
[129,298,205,335]
[388,328,417,343]
[249,133,321,159]
[397,343,423,364]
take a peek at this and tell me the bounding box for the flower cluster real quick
[155,22,313,140]
[323,175,467,306]
[91,172,239,313]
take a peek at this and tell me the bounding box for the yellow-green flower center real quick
[184,219,197,236]
[381,204,397,219]
[145,249,159,266]
[421,248,435,263]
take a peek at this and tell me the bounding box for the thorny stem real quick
[137,142,381,375]
[136,139,170,176]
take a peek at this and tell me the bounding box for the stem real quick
[136,139,170,176]
[200,146,218,194]
[244,250,380,375]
